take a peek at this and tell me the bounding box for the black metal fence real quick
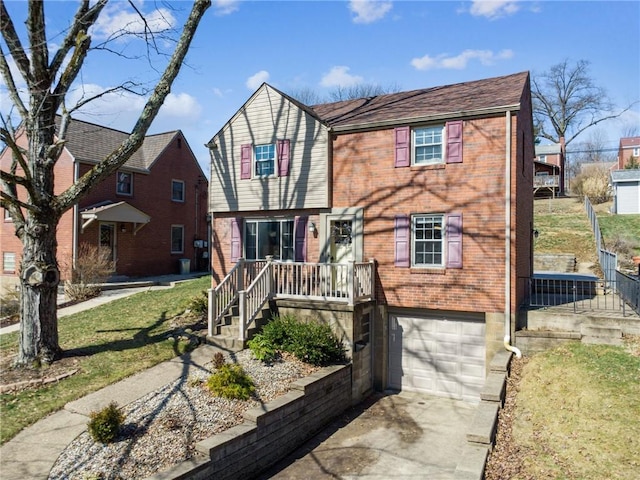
[525,274,638,316]
[616,271,640,316]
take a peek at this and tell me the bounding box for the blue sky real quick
[2,0,639,175]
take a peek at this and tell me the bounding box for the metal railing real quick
[584,196,618,285]
[533,175,559,187]
[208,258,376,340]
[525,276,635,315]
[616,270,640,315]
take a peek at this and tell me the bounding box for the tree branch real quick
[54,0,212,214]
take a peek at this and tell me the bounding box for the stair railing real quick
[208,259,245,336]
[238,256,274,341]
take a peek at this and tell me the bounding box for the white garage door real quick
[388,313,486,403]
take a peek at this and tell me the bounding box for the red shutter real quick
[446,213,463,268]
[394,127,410,167]
[446,120,463,164]
[240,144,252,179]
[230,218,242,262]
[277,139,290,177]
[394,215,410,267]
[294,216,307,262]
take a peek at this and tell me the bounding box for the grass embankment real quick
[514,342,640,479]
[0,276,210,445]
[533,196,640,272]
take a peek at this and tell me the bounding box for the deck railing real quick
[616,271,640,316]
[533,175,559,187]
[208,258,376,340]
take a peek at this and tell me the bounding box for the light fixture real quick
[120,223,126,233]
[308,222,316,233]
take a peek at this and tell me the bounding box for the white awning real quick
[81,202,151,235]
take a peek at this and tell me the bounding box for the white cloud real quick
[469,1,520,19]
[411,49,514,71]
[349,0,392,24]
[246,71,270,90]
[320,66,364,88]
[90,3,176,41]
[214,0,240,16]
[158,92,203,120]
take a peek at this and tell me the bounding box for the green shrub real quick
[186,290,208,315]
[87,402,125,444]
[248,315,347,366]
[206,364,255,400]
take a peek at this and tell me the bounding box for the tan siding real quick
[209,85,329,213]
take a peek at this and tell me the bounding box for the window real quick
[244,219,294,261]
[172,180,185,202]
[240,140,290,179]
[395,213,462,269]
[3,252,16,272]
[171,225,184,254]
[413,126,444,165]
[412,215,444,267]
[538,154,547,163]
[633,147,640,157]
[254,144,275,176]
[395,121,462,167]
[116,171,133,195]
[4,209,11,221]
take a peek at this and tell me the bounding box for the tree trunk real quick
[15,214,62,366]
[559,136,566,196]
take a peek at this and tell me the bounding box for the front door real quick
[329,219,354,293]
[99,222,117,271]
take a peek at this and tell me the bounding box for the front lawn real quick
[0,276,211,445]
[487,341,640,479]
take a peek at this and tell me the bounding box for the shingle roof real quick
[310,71,529,130]
[535,143,561,155]
[58,117,178,171]
[619,137,640,148]
[611,169,640,182]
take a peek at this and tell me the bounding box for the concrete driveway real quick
[256,391,477,479]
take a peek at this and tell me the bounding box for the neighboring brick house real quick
[1,117,209,288]
[207,72,534,402]
[617,136,640,169]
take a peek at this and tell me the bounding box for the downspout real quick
[504,110,522,358]
[72,161,80,272]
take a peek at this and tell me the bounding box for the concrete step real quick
[581,323,622,346]
[204,334,245,352]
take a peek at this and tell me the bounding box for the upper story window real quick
[254,144,275,176]
[3,209,11,221]
[116,171,133,196]
[395,121,463,168]
[240,140,290,180]
[413,126,444,165]
[633,147,639,157]
[538,154,547,163]
[172,180,185,202]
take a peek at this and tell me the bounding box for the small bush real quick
[206,364,255,400]
[0,285,20,319]
[212,351,226,369]
[87,402,125,444]
[65,243,114,302]
[249,315,347,366]
[186,290,208,315]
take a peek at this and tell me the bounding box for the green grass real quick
[0,276,211,445]
[513,342,640,479]
[597,212,640,269]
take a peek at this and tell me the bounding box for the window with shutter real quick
[446,120,463,164]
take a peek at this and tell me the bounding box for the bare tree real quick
[0,0,210,366]
[327,82,402,102]
[532,59,637,194]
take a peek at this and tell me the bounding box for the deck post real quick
[207,288,214,337]
[238,290,247,341]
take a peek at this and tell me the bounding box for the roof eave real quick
[330,103,522,133]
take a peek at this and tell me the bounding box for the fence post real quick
[369,258,376,301]
[238,290,247,341]
[207,288,214,337]
[347,261,355,305]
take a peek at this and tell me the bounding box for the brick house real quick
[617,136,640,169]
[206,72,534,403]
[1,117,209,288]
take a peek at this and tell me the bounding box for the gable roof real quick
[310,71,530,131]
[535,143,561,156]
[57,117,182,171]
